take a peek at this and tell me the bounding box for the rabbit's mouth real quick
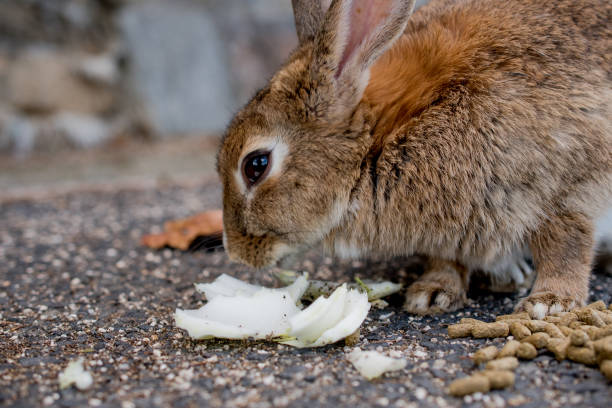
[224,229,298,269]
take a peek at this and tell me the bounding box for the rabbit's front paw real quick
[404,280,467,315]
[515,292,582,319]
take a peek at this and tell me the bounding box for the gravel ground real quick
[1,183,611,408]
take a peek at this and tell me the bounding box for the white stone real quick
[347,349,407,380]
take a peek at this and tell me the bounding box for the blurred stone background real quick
[0,0,301,156]
[0,0,431,158]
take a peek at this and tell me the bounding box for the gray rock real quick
[5,115,36,156]
[7,48,115,115]
[118,0,234,137]
[0,107,13,152]
[52,112,112,149]
[61,0,94,29]
[76,53,120,86]
[1,112,115,156]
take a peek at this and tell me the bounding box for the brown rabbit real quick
[217,0,611,319]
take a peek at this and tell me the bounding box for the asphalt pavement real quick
[1,182,611,408]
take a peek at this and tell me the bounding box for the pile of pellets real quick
[446,300,612,396]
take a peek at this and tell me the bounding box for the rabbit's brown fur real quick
[217,0,611,318]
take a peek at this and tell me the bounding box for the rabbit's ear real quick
[292,0,333,44]
[312,0,416,114]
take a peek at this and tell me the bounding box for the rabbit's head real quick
[217,0,416,267]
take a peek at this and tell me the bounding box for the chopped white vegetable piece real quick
[280,286,370,348]
[289,284,348,344]
[347,349,407,380]
[196,273,308,301]
[195,274,260,299]
[273,270,402,301]
[365,281,403,300]
[176,273,370,347]
[310,290,370,347]
[58,358,93,390]
[175,289,300,339]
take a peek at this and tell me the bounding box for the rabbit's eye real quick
[242,151,270,188]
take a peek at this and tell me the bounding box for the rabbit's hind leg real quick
[403,258,470,315]
[515,212,593,319]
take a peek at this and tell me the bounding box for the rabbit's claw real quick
[515,291,581,319]
[404,276,467,315]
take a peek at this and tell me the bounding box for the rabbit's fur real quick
[217,0,611,318]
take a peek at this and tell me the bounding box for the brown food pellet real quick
[587,301,607,311]
[570,330,589,346]
[547,337,570,361]
[544,323,565,339]
[544,316,562,324]
[473,346,499,365]
[569,321,586,330]
[445,300,610,397]
[589,311,607,328]
[472,322,509,339]
[600,360,612,381]
[598,312,612,325]
[522,332,550,349]
[448,375,490,396]
[526,320,549,333]
[477,370,515,390]
[593,336,612,361]
[517,342,538,359]
[509,322,531,340]
[582,325,601,340]
[496,312,530,321]
[486,357,519,371]
[575,308,606,328]
[567,346,597,365]
[448,323,474,338]
[498,340,521,358]
[592,326,612,341]
[559,326,574,337]
[460,318,484,325]
[559,312,579,326]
